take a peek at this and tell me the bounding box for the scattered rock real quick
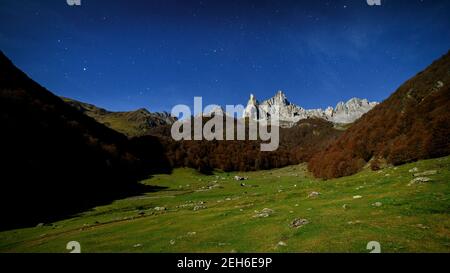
[413,170,437,177]
[347,220,362,225]
[187,232,196,236]
[308,191,320,198]
[133,243,142,248]
[372,202,383,207]
[342,204,348,209]
[353,195,363,199]
[277,241,287,247]
[177,203,194,209]
[409,167,419,173]
[193,205,207,211]
[290,218,309,228]
[234,176,248,181]
[261,208,274,214]
[170,240,176,245]
[200,184,223,191]
[416,224,430,230]
[408,177,431,186]
[154,206,166,211]
[253,208,274,218]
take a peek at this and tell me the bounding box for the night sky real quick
[1,0,449,113]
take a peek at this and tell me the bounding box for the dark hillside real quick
[0,52,170,230]
[308,51,450,179]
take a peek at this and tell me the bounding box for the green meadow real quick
[0,157,449,253]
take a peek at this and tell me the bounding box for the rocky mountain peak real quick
[330,98,379,123]
[275,90,288,104]
[247,93,258,106]
[244,94,259,120]
[243,91,378,127]
[264,90,290,107]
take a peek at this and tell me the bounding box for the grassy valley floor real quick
[0,157,449,253]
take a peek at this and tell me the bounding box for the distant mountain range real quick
[243,91,378,127]
[62,98,176,137]
[63,91,376,135]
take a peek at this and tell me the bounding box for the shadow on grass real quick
[0,177,171,232]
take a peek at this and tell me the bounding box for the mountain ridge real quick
[243,90,378,126]
[62,97,177,137]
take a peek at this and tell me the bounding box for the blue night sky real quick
[1,0,449,113]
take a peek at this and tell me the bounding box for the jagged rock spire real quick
[243,93,259,120]
[248,93,257,106]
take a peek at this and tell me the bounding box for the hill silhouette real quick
[308,51,450,179]
[0,52,171,230]
[62,97,176,137]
